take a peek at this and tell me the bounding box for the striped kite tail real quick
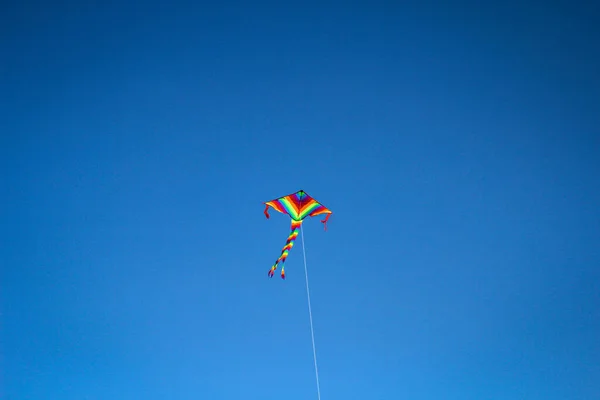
[269,220,302,279]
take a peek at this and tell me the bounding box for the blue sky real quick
[1,1,599,399]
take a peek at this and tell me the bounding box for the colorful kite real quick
[264,190,332,279]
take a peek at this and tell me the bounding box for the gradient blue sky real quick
[2,1,599,399]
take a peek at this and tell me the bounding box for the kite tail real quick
[269,220,302,279]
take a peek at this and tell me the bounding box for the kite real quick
[264,190,332,279]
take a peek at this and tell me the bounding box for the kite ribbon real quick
[321,213,331,231]
[268,219,302,279]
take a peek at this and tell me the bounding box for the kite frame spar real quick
[264,190,331,400]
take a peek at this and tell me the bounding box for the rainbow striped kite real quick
[264,190,332,279]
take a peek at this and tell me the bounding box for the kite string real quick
[301,225,322,400]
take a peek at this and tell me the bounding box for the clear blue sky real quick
[2,1,599,399]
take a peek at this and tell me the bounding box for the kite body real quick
[264,190,332,279]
